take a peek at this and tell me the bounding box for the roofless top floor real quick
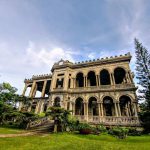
[23,52,136,98]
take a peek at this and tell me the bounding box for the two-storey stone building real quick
[20,52,140,126]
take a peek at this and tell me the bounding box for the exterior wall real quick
[20,53,140,126]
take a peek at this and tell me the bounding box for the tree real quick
[135,38,150,110]
[0,82,37,128]
[46,107,71,133]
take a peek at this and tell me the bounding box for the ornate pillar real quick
[72,102,75,115]
[69,101,73,111]
[126,103,129,117]
[99,74,101,87]
[128,102,131,116]
[35,101,40,114]
[22,84,27,96]
[74,78,76,88]
[29,81,36,98]
[111,73,115,85]
[39,100,44,113]
[128,71,133,83]
[84,76,86,87]
[133,102,138,117]
[114,102,118,117]
[100,103,104,116]
[86,102,88,121]
[110,73,113,85]
[41,80,47,97]
[117,102,121,116]
[96,75,99,87]
[98,103,101,116]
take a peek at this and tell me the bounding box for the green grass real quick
[0,127,25,134]
[0,131,150,150]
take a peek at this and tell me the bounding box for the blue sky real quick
[0,0,150,93]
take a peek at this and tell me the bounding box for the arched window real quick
[75,98,84,115]
[103,96,114,116]
[114,67,126,84]
[53,97,61,107]
[119,95,133,116]
[87,71,96,86]
[100,69,111,85]
[88,97,98,116]
[76,73,84,87]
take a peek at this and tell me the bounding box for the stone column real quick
[96,75,99,87]
[86,102,88,121]
[125,103,129,117]
[117,102,121,116]
[114,102,118,117]
[29,81,36,98]
[35,101,40,114]
[99,74,101,87]
[72,102,75,115]
[133,102,138,117]
[22,84,27,96]
[41,80,47,97]
[111,73,115,85]
[39,101,44,113]
[110,73,113,85]
[74,78,76,88]
[128,71,133,83]
[98,103,101,116]
[84,76,86,87]
[100,103,104,116]
[128,102,131,116]
[84,103,86,116]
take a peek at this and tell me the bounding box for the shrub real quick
[96,124,107,133]
[67,116,79,132]
[109,127,129,139]
[128,128,142,136]
[77,123,93,135]
[139,111,150,134]
[38,112,45,118]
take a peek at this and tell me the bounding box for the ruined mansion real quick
[19,52,140,126]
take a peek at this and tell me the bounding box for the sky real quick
[0,0,150,94]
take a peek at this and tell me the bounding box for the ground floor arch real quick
[53,97,61,107]
[103,96,115,116]
[88,97,99,116]
[75,97,84,115]
[119,95,133,116]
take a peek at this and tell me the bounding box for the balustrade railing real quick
[75,115,140,126]
[26,116,54,129]
[69,83,135,92]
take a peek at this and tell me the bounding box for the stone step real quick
[28,122,54,133]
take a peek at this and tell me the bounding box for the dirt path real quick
[0,132,36,138]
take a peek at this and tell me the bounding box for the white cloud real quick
[25,41,75,67]
[88,52,96,59]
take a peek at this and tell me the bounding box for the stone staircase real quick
[26,116,54,133]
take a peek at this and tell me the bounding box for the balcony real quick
[69,83,136,93]
[75,115,141,127]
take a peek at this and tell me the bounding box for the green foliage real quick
[67,116,79,131]
[135,38,150,110]
[38,112,45,118]
[0,82,37,129]
[46,107,71,132]
[77,123,93,134]
[0,132,150,150]
[109,127,129,139]
[139,111,150,133]
[128,127,142,136]
[95,124,107,133]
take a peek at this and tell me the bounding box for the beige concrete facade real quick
[20,52,140,126]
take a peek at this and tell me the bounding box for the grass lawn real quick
[0,128,150,150]
[0,127,25,134]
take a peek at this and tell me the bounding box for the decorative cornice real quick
[51,52,131,72]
